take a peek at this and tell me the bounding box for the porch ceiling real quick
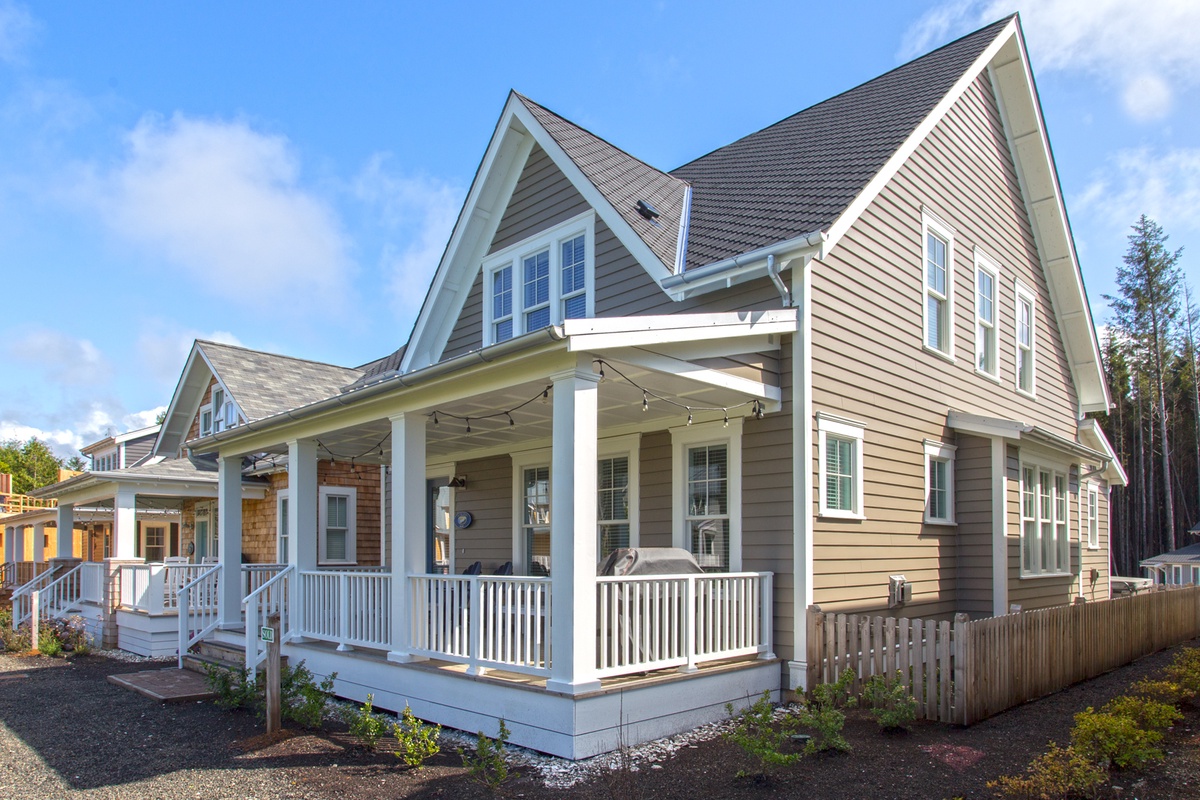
[278,356,773,465]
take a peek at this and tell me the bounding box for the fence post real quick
[953,612,969,725]
[683,574,698,673]
[468,576,484,675]
[30,591,40,652]
[265,614,282,735]
[148,566,165,615]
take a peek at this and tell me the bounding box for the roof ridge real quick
[196,339,362,373]
[671,15,1014,174]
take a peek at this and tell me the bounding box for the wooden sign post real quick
[264,614,282,734]
[30,592,40,654]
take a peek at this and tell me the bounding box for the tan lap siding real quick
[1079,477,1111,602]
[638,431,672,548]
[453,455,514,572]
[955,435,993,617]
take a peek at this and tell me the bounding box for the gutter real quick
[190,325,568,452]
[661,229,827,291]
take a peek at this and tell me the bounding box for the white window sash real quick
[1019,461,1070,577]
[817,413,866,520]
[671,420,742,572]
[1015,281,1036,397]
[923,440,957,524]
[974,249,999,379]
[921,209,955,361]
[318,486,357,565]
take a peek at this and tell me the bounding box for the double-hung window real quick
[522,465,551,575]
[1019,463,1069,576]
[318,486,356,565]
[922,210,955,359]
[1086,484,1099,549]
[212,388,226,433]
[200,406,213,437]
[483,213,594,346]
[975,251,999,378]
[818,414,866,519]
[277,491,290,563]
[924,440,956,524]
[671,420,742,572]
[1016,282,1036,396]
[598,455,632,560]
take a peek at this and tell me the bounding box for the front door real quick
[427,479,452,574]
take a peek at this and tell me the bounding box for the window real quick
[318,486,357,564]
[1172,565,1183,585]
[922,210,955,359]
[817,413,866,519]
[598,455,632,560]
[199,406,213,437]
[1192,566,1199,586]
[1019,463,1069,576]
[483,213,595,346]
[1086,485,1099,549]
[211,389,225,433]
[924,440,956,524]
[143,524,166,563]
[1016,282,1036,396]
[672,420,742,571]
[975,251,999,378]
[277,491,290,563]
[522,465,551,575]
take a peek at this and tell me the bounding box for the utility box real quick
[888,575,911,608]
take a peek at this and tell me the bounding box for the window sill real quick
[819,511,865,522]
[1018,571,1072,580]
[1016,387,1036,401]
[923,518,957,527]
[922,344,955,365]
[318,561,356,567]
[1086,545,1101,551]
[974,368,1001,384]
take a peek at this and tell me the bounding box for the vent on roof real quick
[635,200,661,220]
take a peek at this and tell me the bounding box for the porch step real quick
[181,639,287,677]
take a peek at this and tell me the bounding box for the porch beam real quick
[55,503,75,560]
[31,522,46,564]
[217,454,243,628]
[546,365,601,695]
[604,348,782,404]
[114,488,138,560]
[287,439,319,572]
[388,412,427,664]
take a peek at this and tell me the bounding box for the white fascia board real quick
[563,309,797,351]
[604,347,781,405]
[151,343,208,457]
[660,236,823,301]
[946,410,1028,439]
[1078,418,1129,486]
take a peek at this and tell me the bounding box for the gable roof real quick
[1141,542,1200,567]
[671,17,1010,270]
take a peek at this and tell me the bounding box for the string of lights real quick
[593,358,765,425]
[428,384,554,435]
[316,430,392,467]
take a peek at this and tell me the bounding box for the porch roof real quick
[947,411,1111,465]
[31,457,268,506]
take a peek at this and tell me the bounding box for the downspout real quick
[767,255,791,307]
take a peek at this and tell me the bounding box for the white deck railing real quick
[409,574,552,677]
[242,564,287,598]
[296,569,391,651]
[0,561,15,589]
[596,572,772,678]
[80,562,106,604]
[32,563,84,621]
[11,564,55,628]
[244,564,295,674]
[177,564,222,667]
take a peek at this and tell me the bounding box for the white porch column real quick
[15,525,27,561]
[217,454,244,628]
[3,526,12,563]
[546,367,601,695]
[55,503,75,560]
[114,488,138,560]
[287,439,319,572]
[387,412,426,663]
[32,522,46,563]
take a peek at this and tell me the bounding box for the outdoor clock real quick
[454,511,473,529]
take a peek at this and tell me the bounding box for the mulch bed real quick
[1,641,1199,799]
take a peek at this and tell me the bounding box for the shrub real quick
[1070,707,1165,770]
[796,668,856,753]
[1164,647,1200,700]
[203,663,256,711]
[1100,695,1181,732]
[459,719,514,790]
[987,743,1107,799]
[0,610,31,653]
[37,627,63,657]
[281,661,337,729]
[348,694,386,751]
[393,705,441,769]
[724,690,801,777]
[1126,678,1187,707]
[52,616,90,653]
[861,672,918,731]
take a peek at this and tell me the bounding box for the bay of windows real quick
[1020,464,1069,576]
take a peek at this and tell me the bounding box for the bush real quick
[796,669,856,753]
[203,663,256,711]
[1100,695,1181,732]
[348,694,386,751]
[203,659,336,729]
[987,743,1107,799]
[1070,707,1165,771]
[50,616,90,653]
[393,705,441,769]
[724,690,801,777]
[37,627,63,657]
[459,719,514,790]
[1126,678,1187,707]
[1164,647,1200,701]
[861,672,918,731]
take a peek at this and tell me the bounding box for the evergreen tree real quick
[0,438,65,494]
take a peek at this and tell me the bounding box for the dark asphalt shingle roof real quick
[197,341,363,422]
[670,17,1011,269]
[348,344,407,388]
[517,94,690,274]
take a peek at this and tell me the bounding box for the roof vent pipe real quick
[767,254,792,307]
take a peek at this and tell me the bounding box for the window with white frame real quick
[521,464,551,575]
[483,213,595,346]
[1172,565,1183,585]
[318,486,357,564]
[1016,282,1036,396]
[1020,463,1069,576]
[142,524,166,563]
[211,388,226,433]
[924,440,956,524]
[818,413,866,519]
[199,406,213,437]
[975,251,999,378]
[1192,566,1199,585]
[1086,484,1099,549]
[672,420,742,572]
[597,437,639,560]
[277,490,289,563]
[922,210,955,358]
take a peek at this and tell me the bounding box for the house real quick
[21,14,1123,758]
[1141,542,1200,586]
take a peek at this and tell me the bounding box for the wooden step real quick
[194,639,247,668]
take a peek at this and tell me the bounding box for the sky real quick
[1,0,1198,459]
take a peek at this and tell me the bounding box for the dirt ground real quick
[1,642,1198,799]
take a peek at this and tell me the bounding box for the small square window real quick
[924,440,956,524]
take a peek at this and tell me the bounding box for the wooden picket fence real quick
[806,584,1200,726]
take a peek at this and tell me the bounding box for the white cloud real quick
[136,321,243,390]
[0,1,36,66]
[4,329,111,385]
[354,153,462,321]
[0,403,165,459]
[73,113,355,314]
[1071,147,1200,233]
[901,0,1200,122]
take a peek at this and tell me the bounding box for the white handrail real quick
[11,565,56,628]
[0,561,14,589]
[243,564,295,676]
[176,564,222,668]
[31,563,84,623]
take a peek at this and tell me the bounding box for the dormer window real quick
[483,212,594,346]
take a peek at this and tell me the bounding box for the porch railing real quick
[16,561,48,586]
[11,564,55,628]
[176,564,222,667]
[0,561,14,589]
[242,564,287,598]
[408,574,553,677]
[244,565,295,675]
[596,572,773,678]
[80,562,107,604]
[296,569,391,651]
[32,563,84,622]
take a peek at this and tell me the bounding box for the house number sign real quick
[260,626,275,643]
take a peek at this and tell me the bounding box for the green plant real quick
[1100,695,1182,732]
[37,626,63,657]
[459,719,514,790]
[1164,646,1200,700]
[203,663,256,711]
[796,669,856,753]
[861,672,918,730]
[723,690,801,778]
[51,616,90,653]
[281,661,337,729]
[0,610,31,653]
[393,704,441,769]
[348,694,386,751]
[1070,707,1165,770]
[987,743,1107,799]
[1127,677,1187,706]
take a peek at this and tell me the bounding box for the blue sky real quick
[1,0,1197,458]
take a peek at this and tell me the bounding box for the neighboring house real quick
[61,15,1121,758]
[1141,542,1200,586]
[80,424,161,473]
